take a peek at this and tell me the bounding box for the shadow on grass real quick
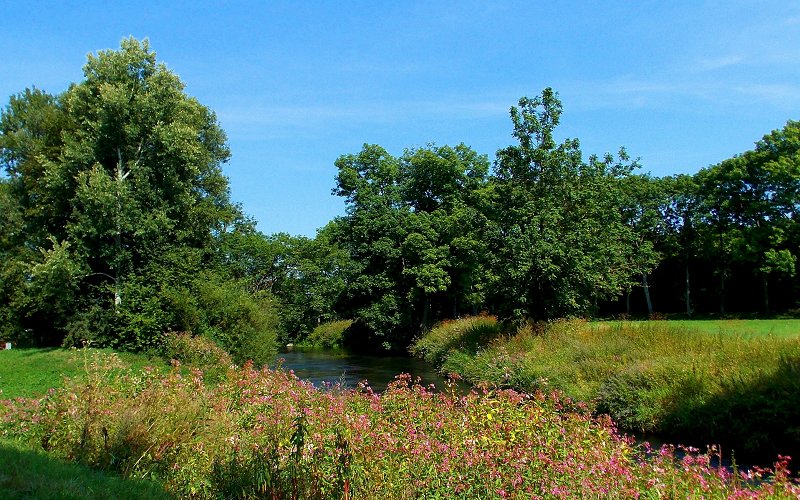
[661,355,800,466]
[3,347,61,358]
[0,440,171,499]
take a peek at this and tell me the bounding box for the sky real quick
[2,1,798,236]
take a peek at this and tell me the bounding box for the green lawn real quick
[0,438,171,499]
[593,319,800,339]
[0,347,165,399]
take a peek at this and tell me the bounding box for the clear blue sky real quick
[2,1,798,236]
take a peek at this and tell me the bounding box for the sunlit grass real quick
[415,317,800,463]
[0,347,166,399]
[593,319,800,339]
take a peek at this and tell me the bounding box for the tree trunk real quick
[719,271,726,315]
[763,276,770,316]
[420,297,430,332]
[684,264,692,318]
[625,289,631,315]
[642,273,653,316]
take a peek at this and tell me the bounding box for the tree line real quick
[1,39,798,355]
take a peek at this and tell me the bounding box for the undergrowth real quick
[1,347,799,498]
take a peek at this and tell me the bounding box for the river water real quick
[272,349,459,392]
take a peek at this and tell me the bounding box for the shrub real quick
[195,276,280,367]
[301,320,353,350]
[410,315,501,366]
[161,331,232,381]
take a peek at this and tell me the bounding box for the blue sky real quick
[2,1,798,236]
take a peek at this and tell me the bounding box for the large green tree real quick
[332,143,491,351]
[491,88,644,319]
[0,39,274,355]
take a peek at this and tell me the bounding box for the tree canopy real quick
[0,38,277,362]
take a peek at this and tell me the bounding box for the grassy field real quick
[0,437,170,499]
[593,319,800,339]
[0,347,165,399]
[412,317,800,463]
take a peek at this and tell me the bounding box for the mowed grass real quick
[0,347,166,399]
[593,319,800,339]
[0,437,170,499]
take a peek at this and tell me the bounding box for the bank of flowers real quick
[1,352,798,498]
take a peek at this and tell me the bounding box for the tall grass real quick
[299,320,354,350]
[413,317,800,463]
[2,349,798,497]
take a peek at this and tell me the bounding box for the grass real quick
[0,347,165,399]
[593,319,800,339]
[297,319,354,350]
[413,317,800,463]
[2,353,798,497]
[0,437,170,499]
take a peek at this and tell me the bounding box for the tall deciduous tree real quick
[491,88,643,319]
[332,143,491,351]
[0,38,266,351]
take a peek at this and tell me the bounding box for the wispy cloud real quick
[693,54,744,72]
[217,95,511,135]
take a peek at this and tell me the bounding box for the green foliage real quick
[0,38,251,352]
[160,332,232,381]
[409,315,502,366]
[300,320,354,350]
[332,143,492,350]
[193,275,279,367]
[492,88,643,319]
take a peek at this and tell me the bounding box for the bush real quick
[195,276,280,367]
[300,320,353,349]
[410,315,501,366]
[161,331,232,381]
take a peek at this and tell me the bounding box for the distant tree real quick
[695,121,798,314]
[618,174,669,315]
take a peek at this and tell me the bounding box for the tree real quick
[695,121,799,314]
[0,38,267,352]
[331,143,491,351]
[491,88,643,319]
[618,174,669,315]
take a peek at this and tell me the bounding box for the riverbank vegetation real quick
[2,350,799,498]
[2,38,800,495]
[412,316,800,463]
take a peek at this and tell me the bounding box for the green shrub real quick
[301,320,353,349]
[161,332,232,381]
[194,276,280,367]
[410,315,501,366]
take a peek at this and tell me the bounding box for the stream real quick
[272,348,459,392]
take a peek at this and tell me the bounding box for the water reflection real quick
[272,349,464,393]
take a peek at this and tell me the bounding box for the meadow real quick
[1,339,799,498]
[412,317,800,464]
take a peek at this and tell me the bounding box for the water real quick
[272,349,460,392]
